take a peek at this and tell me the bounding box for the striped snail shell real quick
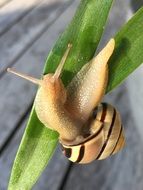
[7,39,125,164]
[61,103,125,164]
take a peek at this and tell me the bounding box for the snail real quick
[7,39,125,164]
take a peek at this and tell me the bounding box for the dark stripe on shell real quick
[62,147,72,158]
[75,145,85,163]
[82,124,104,144]
[67,124,104,147]
[100,103,107,122]
[96,109,116,160]
[110,125,123,156]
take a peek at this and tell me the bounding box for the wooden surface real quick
[0,0,143,190]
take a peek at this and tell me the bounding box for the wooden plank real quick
[0,0,78,149]
[131,0,143,12]
[0,0,12,9]
[0,117,70,190]
[123,0,143,139]
[126,66,143,140]
[0,0,43,35]
[34,148,70,190]
[62,84,143,190]
[0,0,72,76]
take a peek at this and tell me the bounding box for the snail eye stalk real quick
[7,68,42,85]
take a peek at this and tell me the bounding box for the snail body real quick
[7,39,125,164]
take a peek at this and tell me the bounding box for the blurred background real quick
[0,0,143,189]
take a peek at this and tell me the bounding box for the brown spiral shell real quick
[61,103,125,164]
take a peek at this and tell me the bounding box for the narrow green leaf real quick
[8,0,113,189]
[107,7,143,92]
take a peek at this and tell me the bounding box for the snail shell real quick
[61,103,125,164]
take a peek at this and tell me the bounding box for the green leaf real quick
[107,7,143,92]
[8,0,113,189]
